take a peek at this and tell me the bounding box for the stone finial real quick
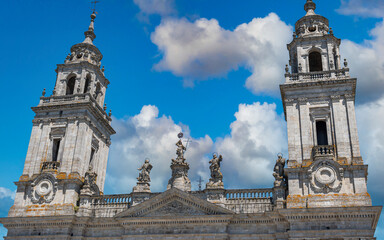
[344,58,348,68]
[329,27,333,35]
[108,109,112,117]
[83,13,97,44]
[206,153,224,189]
[103,104,107,111]
[285,64,289,73]
[42,88,46,97]
[101,66,105,72]
[304,0,316,16]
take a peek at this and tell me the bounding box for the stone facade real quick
[0,1,382,239]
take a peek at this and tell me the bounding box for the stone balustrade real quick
[312,145,335,159]
[225,188,273,199]
[41,161,60,171]
[285,68,350,82]
[91,194,132,207]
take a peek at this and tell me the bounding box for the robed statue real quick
[137,159,153,183]
[209,154,223,183]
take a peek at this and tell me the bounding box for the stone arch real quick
[308,48,323,72]
[84,73,92,93]
[66,74,77,95]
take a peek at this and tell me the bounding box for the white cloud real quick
[0,187,15,200]
[341,19,384,103]
[106,103,287,193]
[215,102,287,188]
[151,13,292,94]
[356,97,384,201]
[133,0,176,19]
[337,0,384,18]
[106,105,212,193]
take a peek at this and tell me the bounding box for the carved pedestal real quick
[167,163,191,192]
[133,182,151,193]
[206,180,224,189]
[273,186,286,209]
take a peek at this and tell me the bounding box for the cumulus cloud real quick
[356,97,384,201]
[0,187,15,201]
[106,103,287,193]
[337,0,384,18]
[215,102,287,189]
[341,19,384,103]
[106,105,212,193]
[151,13,292,94]
[133,0,176,20]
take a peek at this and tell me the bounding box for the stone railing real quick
[285,68,350,82]
[39,93,111,122]
[91,194,132,207]
[41,161,60,171]
[312,145,335,159]
[225,188,273,199]
[224,189,274,213]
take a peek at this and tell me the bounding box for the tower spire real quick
[83,12,97,44]
[304,0,316,16]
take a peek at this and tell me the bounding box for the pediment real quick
[115,188,234,218]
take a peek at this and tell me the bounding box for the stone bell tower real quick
[9,12,115,217]
[280,0,371,208]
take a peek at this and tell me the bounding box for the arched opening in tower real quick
[84,75,91,93]
[309,52,323,72]
[316,121,328,145]
[66,77,76,95]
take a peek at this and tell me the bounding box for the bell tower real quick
[9,12,115,217]
[280,0,371,208]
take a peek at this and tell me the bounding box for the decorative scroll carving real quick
[30,173,58,204]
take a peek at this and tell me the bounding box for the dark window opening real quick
[52,139,61,162]
[84,75,91,93]
[66,77,76,95]
[309,51,323,72]
[89,148,95,166]
[316,121,328,145]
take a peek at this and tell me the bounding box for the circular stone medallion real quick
[315,166,336,185]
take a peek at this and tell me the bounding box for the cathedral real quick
[0,0,382,239]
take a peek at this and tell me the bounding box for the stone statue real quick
[206,154,224,189]
[273,155,286,187]
[81,166,100,196]
[172,139,186,164]
[137,159,152,183]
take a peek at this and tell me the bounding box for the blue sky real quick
[0,0,383,237]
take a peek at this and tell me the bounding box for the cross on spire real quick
[91,0,99,14]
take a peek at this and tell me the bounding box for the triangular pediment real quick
[115,188,234,218]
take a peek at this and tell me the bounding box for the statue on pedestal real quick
[137,159,152,183]
[167,133,191,191]
[80,166,100,196]
[172,139,186,164]
[206,154,224,189]
[133,159,153,193]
